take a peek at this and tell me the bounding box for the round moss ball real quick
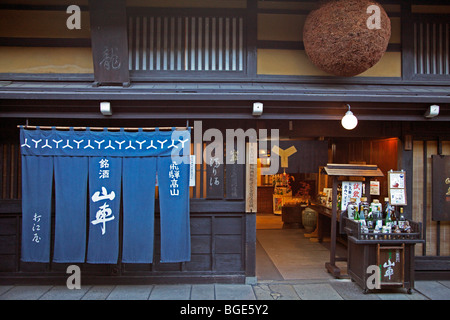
[303,0,391,77]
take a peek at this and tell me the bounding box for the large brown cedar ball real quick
[303,0,391,77]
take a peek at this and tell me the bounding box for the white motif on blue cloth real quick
[91,158,116,235]
[21,135,188,154]
[169,161,180,196]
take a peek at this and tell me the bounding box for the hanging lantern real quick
[303,0,391,77]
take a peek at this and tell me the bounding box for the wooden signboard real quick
[226,146,244,200]
[89,0,130,86]
[377,244,404,286]
[245,142,258,213]
[432,155,450,221]
[206,153,224,199]
[388,170,407,205]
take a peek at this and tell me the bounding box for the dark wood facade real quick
[0,0,449,283]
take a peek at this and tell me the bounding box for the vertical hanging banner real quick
[54,156,88,263]
[87,156,122,264]
[21,154,53,262]
[20,127,191,264]
[158,156,191,263]
[122,157,156,263]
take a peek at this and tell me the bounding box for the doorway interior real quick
[254,137,399,282]
[255,213,347,281]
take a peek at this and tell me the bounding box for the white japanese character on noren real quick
[91,202,115,235]
[91,186,115,202]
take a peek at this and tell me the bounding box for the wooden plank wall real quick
[0,142,21,201]
[332,138,399,199]
[0,211,247,278]
[413,140,450,257]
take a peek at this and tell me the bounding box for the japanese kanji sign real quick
[341,181,363,211]
[377,245,404,286]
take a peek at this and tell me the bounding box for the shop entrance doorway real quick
[255,136,399,281]
[255,213,347,281]
[255,170,346,282]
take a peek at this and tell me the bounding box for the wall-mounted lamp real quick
[100,101,112,116]
[341,104,358,130]
[253,102,263,116]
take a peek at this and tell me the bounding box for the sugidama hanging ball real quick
[303,0,391,77]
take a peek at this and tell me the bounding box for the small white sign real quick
[189,155,196,187]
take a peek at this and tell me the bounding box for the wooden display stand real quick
[344,217,424,293]
[322,164,384,277]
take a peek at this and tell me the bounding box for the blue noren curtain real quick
[53,156,88,263]
[21,155,53,262]
[122,157,156,263]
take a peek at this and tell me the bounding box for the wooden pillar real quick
[325,176,341,277]
[245,141,258,282]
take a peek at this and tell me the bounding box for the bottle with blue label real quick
[371,199,383,234]
[360,197,371,228]
[384,197,394,231]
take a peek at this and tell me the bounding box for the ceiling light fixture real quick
[341,104,358,130]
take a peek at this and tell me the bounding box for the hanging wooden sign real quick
[89,0,130,86]
[432,155,450,221]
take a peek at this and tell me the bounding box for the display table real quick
[343,217,424,293]
[281,205,305,229]
[308,204,345,243]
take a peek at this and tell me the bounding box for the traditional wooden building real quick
[0,0,449,284]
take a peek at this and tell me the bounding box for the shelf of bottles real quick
[272,173,293,215]
[343,197,422,242]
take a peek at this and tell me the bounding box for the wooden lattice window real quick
[128,10,246,74]
[412,15,449,79]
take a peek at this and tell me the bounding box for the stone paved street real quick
[1,280,449,300]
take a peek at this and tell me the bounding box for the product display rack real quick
[343,217,424,293]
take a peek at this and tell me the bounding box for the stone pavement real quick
[1,280,449,300]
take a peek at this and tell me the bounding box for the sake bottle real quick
[385,200,393,231]
[360,197,371,228]
[398,207,406,230]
